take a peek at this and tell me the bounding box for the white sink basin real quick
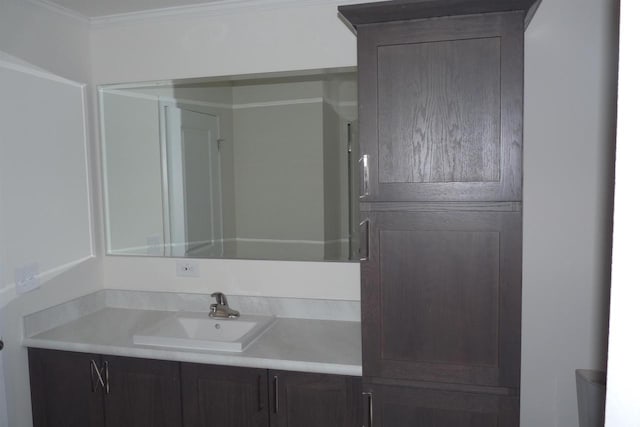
[133,312,276,352]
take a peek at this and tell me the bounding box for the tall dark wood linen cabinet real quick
[338,1,540,426]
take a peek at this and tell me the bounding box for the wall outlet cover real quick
[176,261,199,277]
[15,262,40,294]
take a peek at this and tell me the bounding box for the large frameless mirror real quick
[99,68,359,262]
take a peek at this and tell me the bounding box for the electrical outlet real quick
[176,260,199,277]
[15,262,40,294]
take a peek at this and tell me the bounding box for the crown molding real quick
[25,0,90,23]
[26,0,380,27]
[90,0,367,27]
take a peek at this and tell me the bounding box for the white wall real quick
[103,255,359,300]
[91,2,358,84]
[0,0,90,83]
[90,0,618,424]
[522,0,619,425]
[604,0,638,425]
[0,2,101,426]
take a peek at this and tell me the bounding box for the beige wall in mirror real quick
[100,69,358,262]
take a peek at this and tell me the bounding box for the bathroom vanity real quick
[29,349,361,427]
[24,290,362,427]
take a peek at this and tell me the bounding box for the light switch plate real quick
[15,262,40,294]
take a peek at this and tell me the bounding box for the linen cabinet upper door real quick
[358,12,524,202]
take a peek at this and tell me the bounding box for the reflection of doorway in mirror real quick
[162,104,223,257]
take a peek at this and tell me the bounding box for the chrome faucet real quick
[209,292,239,318]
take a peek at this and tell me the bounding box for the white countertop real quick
[24,306,363,376]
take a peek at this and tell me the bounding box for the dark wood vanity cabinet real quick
[181,363,361,427]
[29,348,362,427]
[181,363,269,427]
[340,0,539,425]
[102,355,182,427]
[29,349,182,427]
[354,11,526,203]
[269,370,362,427]
[363,383,519,427]
[28,349,105,427]
[360,208,522,388]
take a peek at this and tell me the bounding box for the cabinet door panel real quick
[103,356,181,427]
[363,383,518,427]
[378,37,501,185]
[182,363,268,427]
[28,348,104,427]
[361,210,521,387]
[358,12,523,202]
[270,371,361,427]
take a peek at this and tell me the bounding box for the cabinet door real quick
[361,209,521,388]
[269,370,361,427]
[358,12,523,202]
[103,355,182,427]
[28,348,105,427]
[182,363,268,427]
[362,383,518,427]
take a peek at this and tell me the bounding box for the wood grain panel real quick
[364,382,518,427]
[380,230,500,366]
[103,356,182,427]
[28,348,105,427]
[378,37,501,185]
[181,363,268,427]
[357,12,524,201]
[361,209,522,387]
[385,405,498,427]
[270,371,361,427]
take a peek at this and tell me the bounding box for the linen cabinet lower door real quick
[102,356,182,427]
[362,383,518,427]
[29,348,105,427]
[181,363,269,427]
[361,209,522,388]
[269,371,362,427]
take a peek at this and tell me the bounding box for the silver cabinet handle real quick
[90,360,105,393]
[104,360,110,395]
[363,392,373,427]
[359,219,370,262]
[359,155,370,199]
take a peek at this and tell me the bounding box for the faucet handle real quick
[210,292,228,306]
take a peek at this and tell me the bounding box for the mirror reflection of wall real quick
[100,69,358,262]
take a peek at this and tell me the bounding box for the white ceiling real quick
[42,0,231,18]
